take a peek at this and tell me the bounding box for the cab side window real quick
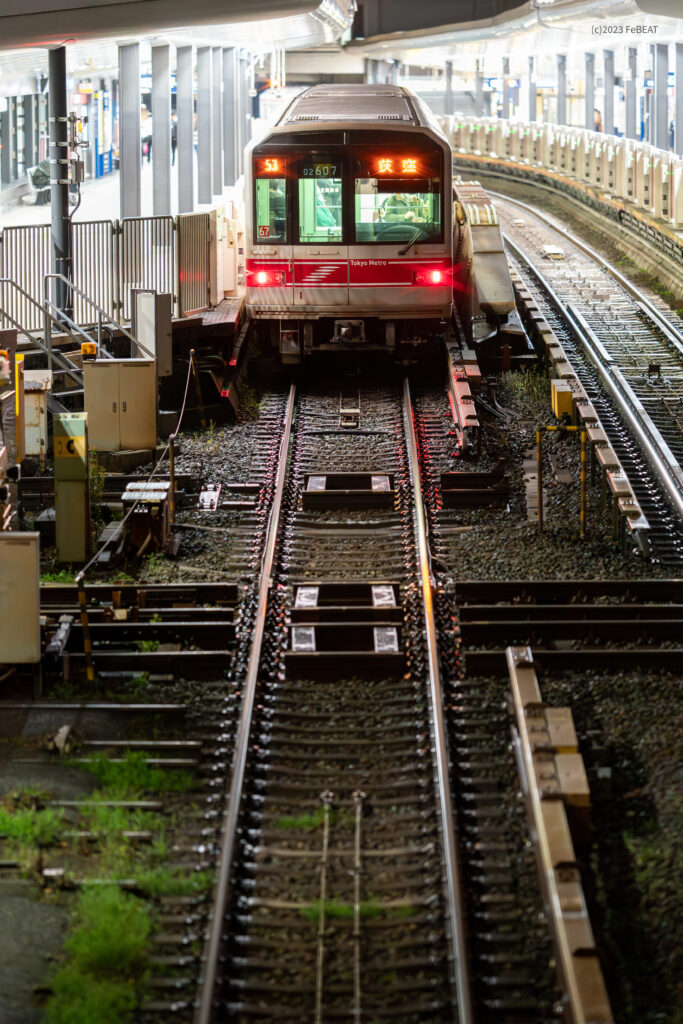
[297,163,343,244]
[255,177,287,241]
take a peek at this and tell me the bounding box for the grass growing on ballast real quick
[73,749,195,796]
[136,864,214,897]
[298,898,417,921]
[44,886,150,1024]
[0,804,64,845]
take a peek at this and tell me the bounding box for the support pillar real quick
[239,55,249,176]
[22,96,35,169]
[390,60,399,86]
[176,45,194,214]
[222,47,237,187]
[0,109,9,185]
[475,59,484,117]
[197,46,213,205]
[151,44,171,215]
[48,46,72,312]
[625,47,637,140]
[364,58,374,84]
[502,57,510,119]
[653,43,668,150]
[212,46,223,197]
[118,42,141,219]
[557,54,567,126]
[445,61,454,115]
[603,49,615,135]
[528,56,537,122]
[676,44,683,155]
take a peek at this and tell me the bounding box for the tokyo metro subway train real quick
[244,83,459,362]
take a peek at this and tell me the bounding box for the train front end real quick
[245,86,453,362]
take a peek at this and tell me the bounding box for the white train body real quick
[244,84,454,359]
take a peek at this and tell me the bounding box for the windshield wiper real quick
[398,223,431,256]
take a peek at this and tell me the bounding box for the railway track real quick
[493,192,683,564]
[412,376,682,1024]
[6,307,681,1022]
[195,378,470,1023]
[5,392,295,1019]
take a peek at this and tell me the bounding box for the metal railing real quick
[0,277,84,388]
[0,212,213,334]
[1,224,51,331]
[72,220,118,322]
[443,115,683,229]
[120,215,176,320]
[44,273,153,361]
[178,212,211,316]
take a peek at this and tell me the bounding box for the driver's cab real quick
[353,146,441,246]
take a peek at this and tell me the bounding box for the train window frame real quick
[254,174,288,244]
[295,155,344,246]
[351,144,444,246]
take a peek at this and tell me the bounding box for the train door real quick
[292,155,349,308]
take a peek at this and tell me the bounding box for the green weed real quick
[0,805,64,845]
[44,968,138,1024]
[136,639,159,652]
[236,382,261,420]
[503,366,550,406]
[73,750,195,797]
[62,886,150,978]
[136,866,214,897]
[41,569,76,584]
[44,887,150,1024]
[276,808,330,830]
[299,898,387,921]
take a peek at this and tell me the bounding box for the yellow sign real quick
[55,435,86,460]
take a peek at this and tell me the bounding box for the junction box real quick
[54,412,90,563]
[0,531,40,663]
[83,359,157,452]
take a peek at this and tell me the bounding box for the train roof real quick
[273,84,445,138]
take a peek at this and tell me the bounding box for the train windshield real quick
[353,148,442,244]
[297,159,342,244]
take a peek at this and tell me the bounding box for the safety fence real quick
[442,116,683,230]
[0,212,210,332]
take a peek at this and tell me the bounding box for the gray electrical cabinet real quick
[84,359,157,451]
[132,290,173,377]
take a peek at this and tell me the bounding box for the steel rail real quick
[502,232,683,520]
[402,376,473,1024]
[488,188,683,347]
[194,382,296,1024]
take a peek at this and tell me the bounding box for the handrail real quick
[43,298,104,351]
[44,273,154,359]
[0,277,83,387]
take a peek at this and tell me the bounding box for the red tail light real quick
[252,269,286,286]
[414,268,444,286]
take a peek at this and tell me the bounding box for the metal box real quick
[0,532,40,663]
[132,291,173,377]
[551,379,574,423]
[122,480,170,554]
[54,413,88,481]
[84,359,157,451]
[24,369,52,463]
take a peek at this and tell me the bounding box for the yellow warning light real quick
[81,342,97,359]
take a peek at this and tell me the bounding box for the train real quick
[244,83,517,363]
